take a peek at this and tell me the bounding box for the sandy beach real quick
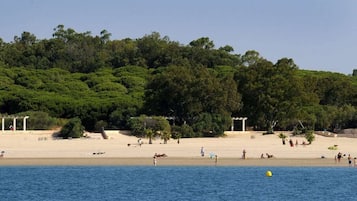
[0,130,356,167]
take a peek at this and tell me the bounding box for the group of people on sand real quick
[200,147,218,165]
[261,153,274,159]
[241,148,274,159]
[201,147,274,161]
[152,153,168,166]
[127,138,144,147]
[335,152,357,167]
[283,138,307,147]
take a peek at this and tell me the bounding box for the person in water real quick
[348,154,352,166]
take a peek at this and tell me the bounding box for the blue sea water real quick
[0,166,356,201]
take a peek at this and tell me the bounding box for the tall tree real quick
[235,58,300,132]
[136,32,177,68]
[145,65,241,126]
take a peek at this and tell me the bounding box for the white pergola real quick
[231,117,248,132]
[1,116,29,132]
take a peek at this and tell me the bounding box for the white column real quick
[231,117,248,132]
[1,118,4,132]
[23,116,29,131]
[231,118,234,131]
[13,117,17,131]
[242,118,247,132]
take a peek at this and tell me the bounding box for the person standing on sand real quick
[337,152,342,163]
[289,139,294,147]
[153,156,157,166]
[215,155,218,166]
[138,138,142,147]
[242,149,246,159]
[201,147,205,157]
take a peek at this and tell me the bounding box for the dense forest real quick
[1,25,357,137]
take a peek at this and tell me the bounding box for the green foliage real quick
[58,117,84,139]
[0,64,144,131]
[16,111,59,130]
[1,26,357,135]
[145,66,241,125]
[152,116,171,134]
[328,145,338,150]
[278,133,287,139]
[94,120,108,132]
[92,81,127,93]
[161,131,171,144]
[129,115,171,141]
[235,57,301,131]
[213,65,239,77]
[172,124,195,138]
[191,113,231,137]
[305,130,315,144]
[145,128,154,144]
[128,115,146,137]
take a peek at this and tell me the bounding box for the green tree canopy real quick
[1,26,357,134]
[235,58,301,132]
[145,65,241,126]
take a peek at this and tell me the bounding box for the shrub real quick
[172,124,195,138]
[328,145,338,150]
[17,111,58,130]
[305,130,315,144]
[58,117,84,139]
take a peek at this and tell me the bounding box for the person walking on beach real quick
[215,155,218,166]
[200,147,205,157]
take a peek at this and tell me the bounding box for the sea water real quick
[0,166,356,201]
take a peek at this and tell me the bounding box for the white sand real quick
[0,130,354,160]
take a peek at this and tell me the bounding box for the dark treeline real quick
[0,25,357,136]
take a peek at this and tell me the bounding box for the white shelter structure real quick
[231,117,248,132]
[1,115,29,132]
